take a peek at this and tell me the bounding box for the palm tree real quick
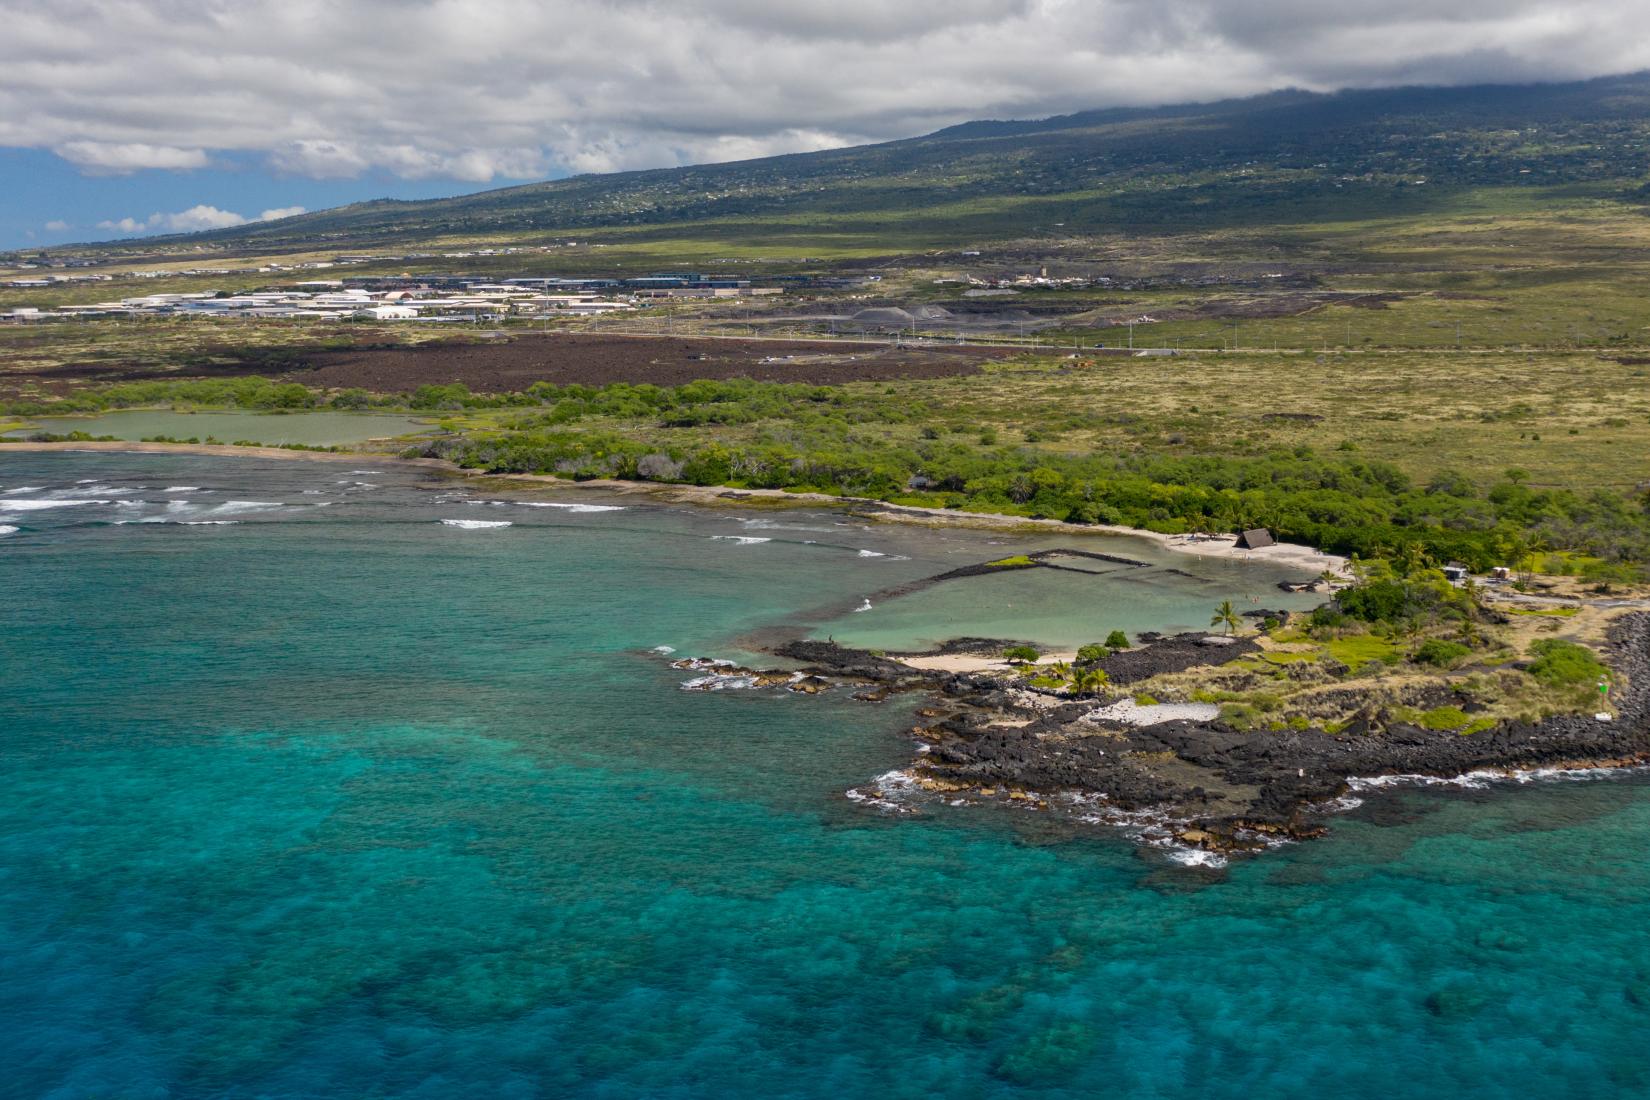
[1071,667,1110,697]
[1398,541,1432,577]
[1211,600,1241,636]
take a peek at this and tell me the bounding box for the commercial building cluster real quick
[3,273,786,324]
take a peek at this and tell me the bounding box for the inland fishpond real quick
[4,451,1650,1098]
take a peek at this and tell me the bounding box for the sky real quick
[5,0,1650,251]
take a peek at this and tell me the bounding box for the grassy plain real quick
[421,349,1650,496]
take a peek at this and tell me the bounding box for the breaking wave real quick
[208,500,284,517]
[0,499,108,511]
[515,501,625,513]
[466,500,625,513]
[845,769,923,815]
[1346,763,1644,793]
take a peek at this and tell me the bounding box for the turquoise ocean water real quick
[4,451,1650,1099]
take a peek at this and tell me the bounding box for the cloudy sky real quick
[4,0,1649,249]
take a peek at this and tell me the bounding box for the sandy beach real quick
[897,652,1078,675]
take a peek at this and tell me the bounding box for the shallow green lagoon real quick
[813,540,1325,651]
[5,452,1650,1099]
[5,408,434,445]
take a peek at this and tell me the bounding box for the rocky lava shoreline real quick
[761,613,1650,858]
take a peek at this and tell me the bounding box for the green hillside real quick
[162,73,1650,254]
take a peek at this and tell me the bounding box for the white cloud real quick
[5,1,1650,186]
[268,139,371,180]
[53,141,209,173]
[97,216,152,234]
[96,204,308,236]
[43,220,70,232]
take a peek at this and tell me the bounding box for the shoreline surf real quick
[0,440,1348,576]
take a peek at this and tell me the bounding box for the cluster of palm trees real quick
[1031,660,1111,698]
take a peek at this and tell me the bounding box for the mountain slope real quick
[142,72,1650,251]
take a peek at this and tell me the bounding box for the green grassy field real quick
[412,349,1643,495]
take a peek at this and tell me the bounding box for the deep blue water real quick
[4,452,1650,1099]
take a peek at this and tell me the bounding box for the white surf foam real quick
[515,501,625,513]
[738,518,837,533]
[680,673,760,691]
[1162,846,1229,869]
[1347,763,1645,793]
[2,486,44,494]
[845,769,923,814]
[853,599,874,613]
[857,549,885,558]
[670,657,738,670]
[208,500,283,516]
[161,486,200,492]
[0,525,17,536]
[0,499,108,511]
[466,499,625,513]
[651,645,677,655]
[441,518,512,529]
[711,535,771,545]
[1314,794,1366,813]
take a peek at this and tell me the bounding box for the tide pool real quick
[4,451,1649,1099]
